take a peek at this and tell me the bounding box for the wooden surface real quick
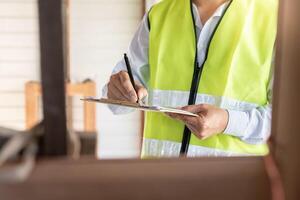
[0,157,271,200]
[25,82,41,129]
[271,0,300,199]
[25,81,96,132]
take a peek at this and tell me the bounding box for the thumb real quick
[136,84,148,100]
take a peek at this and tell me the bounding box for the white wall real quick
[0,0,143,159]
[0,0,40,130]
[70,0,143,159]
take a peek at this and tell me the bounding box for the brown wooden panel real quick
[0,157,271,200]
[271,0,300,199]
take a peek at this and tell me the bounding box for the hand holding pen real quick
[107,54,148,104]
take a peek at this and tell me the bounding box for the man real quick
[103,0,278,157]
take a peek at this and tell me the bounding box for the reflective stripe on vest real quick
[148,89,259,111]
[142,138,251,157]
[143,0,278,157]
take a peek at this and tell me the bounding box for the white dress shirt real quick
[103,2,273,145]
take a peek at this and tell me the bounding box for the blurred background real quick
[1,1,300,200]
[0,0,158,159]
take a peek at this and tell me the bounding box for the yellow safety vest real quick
[142,0,278,157]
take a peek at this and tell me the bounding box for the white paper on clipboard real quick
[81,97,198,117]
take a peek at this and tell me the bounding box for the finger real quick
[109,74,129,98]
[181,104,208,113]
[186,124,198,134]
[167,113,199,126]
[118,71,138,102]
[107,85,122,100]
[136,84,148,100]
[166,112,185,120]
[179,115,199,125]
[107,82,128,101]
[110,78,133,100]
[165,112,177,119]
[108,90,120,100]
[165,112,190,121]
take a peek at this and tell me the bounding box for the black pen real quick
[124,53,139,103]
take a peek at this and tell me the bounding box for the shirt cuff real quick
[223,109,250,137]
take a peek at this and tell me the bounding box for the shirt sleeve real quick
[102,13,150,114]
[224,105,272,145]
[223,56,275,145]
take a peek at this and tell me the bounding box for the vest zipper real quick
[180,62,202,155]
[180,0,233,155]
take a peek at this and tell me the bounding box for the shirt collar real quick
[192,1,230,29]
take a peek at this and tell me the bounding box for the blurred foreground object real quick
[25,80,97,156]
[0,123,43,183]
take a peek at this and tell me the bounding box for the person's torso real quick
[142,0,278,157]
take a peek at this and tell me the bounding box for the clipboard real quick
[81,97,198,117]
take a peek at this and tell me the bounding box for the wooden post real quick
[38,0,67,156]
[25,82,41,129]
[139,0,146,156]
[83,82,96,132]
[67,81,97,132]
[63,0,74,139]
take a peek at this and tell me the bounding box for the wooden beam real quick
[24,81,97,133]
[271,0,300,199]
[0,157,271,200]
[38,0,67,156]
[25,82,41,129]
